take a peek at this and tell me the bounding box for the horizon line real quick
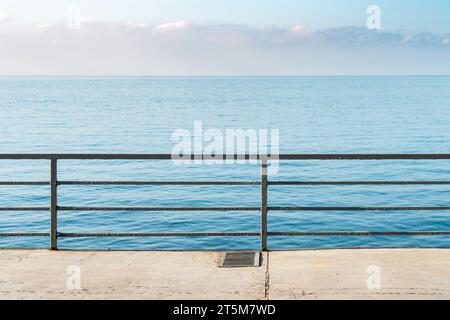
[1,74,450,78]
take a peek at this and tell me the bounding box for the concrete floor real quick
[1,249,450,300]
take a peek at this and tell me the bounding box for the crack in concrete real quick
[264,252,270,300]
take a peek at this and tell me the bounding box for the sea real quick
[1,76,450,250]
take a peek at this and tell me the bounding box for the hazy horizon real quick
[2,75,450,78]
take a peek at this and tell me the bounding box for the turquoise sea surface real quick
[1,76,450,250]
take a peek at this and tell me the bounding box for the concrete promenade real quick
[1,249,450,300]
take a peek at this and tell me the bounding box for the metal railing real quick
[2,153,450,251]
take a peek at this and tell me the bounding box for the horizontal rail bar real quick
[0,154,258,160]
[270,181,450,185]
[278,154,450,160]
[2,154,450,160]
[59,181,260,186]
[3,206,450,212]
[59,206,261,211]
[269,206,450,211]
[3,180,450,186]
[0,207,50,211]
[58,232,260,237]
[3,231,450,237]
[0,181,49,185]
[0,233,50,237]
[269,231,450,236]
[4,180,450,186]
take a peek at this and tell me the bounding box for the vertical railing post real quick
[261,159,268,251]
[50,158,58,250]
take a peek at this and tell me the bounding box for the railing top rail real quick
[2,154,450,160]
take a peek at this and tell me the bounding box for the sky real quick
[0,0,449,75]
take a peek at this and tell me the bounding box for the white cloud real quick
[0,21,448,75]
[290,25,309,35]
[0,12,10,23]
[80,16,96,24]
[291,25,304,32]
[127,21,149,29]
[67,16,97,31]
[154,20,191,32]
[401,34,413,43]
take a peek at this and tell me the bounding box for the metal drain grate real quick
[219,251,261,268]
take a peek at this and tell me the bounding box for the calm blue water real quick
[1,76,450,250]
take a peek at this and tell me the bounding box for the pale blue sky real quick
[1,0,450,33]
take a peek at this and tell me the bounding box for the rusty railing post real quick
[50,158,58,250]
[261,159,268,251]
